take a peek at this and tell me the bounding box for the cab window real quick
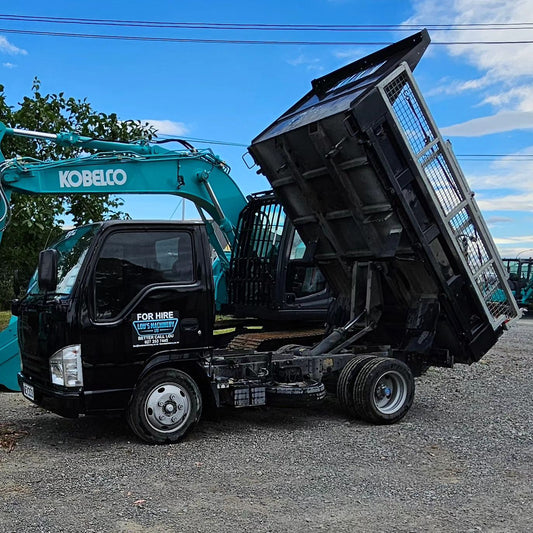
[94,230,194,319]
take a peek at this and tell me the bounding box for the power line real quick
[178,137,248,148]
[458,154,533,157]
[161,136,533,161]
[1,27,532,45]
[1,14,533,32]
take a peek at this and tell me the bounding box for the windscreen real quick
[35,224,101,296]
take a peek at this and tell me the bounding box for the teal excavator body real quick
[0,122,247,252]
[0,124,248,390]
[0,316,19,390]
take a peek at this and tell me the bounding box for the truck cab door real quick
[80,225,212,395]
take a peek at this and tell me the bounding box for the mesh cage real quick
[381,67,519,325]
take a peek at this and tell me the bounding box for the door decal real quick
[132,311,179,348]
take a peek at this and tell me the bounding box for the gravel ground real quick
[1,319,532,533]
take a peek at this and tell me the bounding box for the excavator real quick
[3,31,521,444]
[0,123,329,390]
[500,257,533,310]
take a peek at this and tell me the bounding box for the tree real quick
[0,78,156,308]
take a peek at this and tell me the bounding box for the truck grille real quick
[21,351,50,386]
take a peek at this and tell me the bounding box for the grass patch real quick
[0,311,10,331]
[214,327,236,336]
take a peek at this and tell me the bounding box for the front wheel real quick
[127,368,202,444]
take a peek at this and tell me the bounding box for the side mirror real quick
[11,299,20,317]
[38,249,58,292]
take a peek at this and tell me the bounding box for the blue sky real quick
[1,0,533,257]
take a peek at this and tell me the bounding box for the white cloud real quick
[407,0,533,135]
[496,246,533,257]
[477,193,533,212]
[143,119,188,136]
[441,110,533,137]
[425,73,495,98]
[2,62,16,69]
[493,235,533,245]
[408,0,533,76]
[0,36,27,55]
[486,215,513,225]
[286,54,323,72]
[479,85,533,111]
[333,47,367,63]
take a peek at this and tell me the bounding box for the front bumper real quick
[17,372,83,418]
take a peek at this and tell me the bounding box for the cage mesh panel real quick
[420,147,464,215]
[449,208,490,275]
[384,71,435,156]
[384,70,517,322]
[475,264,514,319]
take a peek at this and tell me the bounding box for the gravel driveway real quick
[1,319,532,533]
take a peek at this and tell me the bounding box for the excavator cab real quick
[228,191,330,322]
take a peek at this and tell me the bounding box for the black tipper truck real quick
[16,31,520,443]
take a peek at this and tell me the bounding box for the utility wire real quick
[3,14,533,45]
[1,27,532,45]
[159,136,533,161]
[1,14,533,32]
[165,136,248,148]
[168,198,184,220]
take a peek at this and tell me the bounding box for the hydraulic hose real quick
[0,175,11,232]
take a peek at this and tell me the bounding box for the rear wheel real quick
[336,354,377,413]
[352,358,414,424]
[127,368,202,444]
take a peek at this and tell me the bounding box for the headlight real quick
[49,345,83,387]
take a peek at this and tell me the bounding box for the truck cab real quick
[16,220,213,418]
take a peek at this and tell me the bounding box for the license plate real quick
[22,383,34,401]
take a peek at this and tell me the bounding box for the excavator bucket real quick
[249,30,520,364]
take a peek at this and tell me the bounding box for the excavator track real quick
[227,327,325,352]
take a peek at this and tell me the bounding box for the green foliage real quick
[0,78,156,308]
[0,311,10,331]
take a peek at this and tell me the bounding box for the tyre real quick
[266,380,326,407]
[127,368,202,444]
[336,354,377,413]
[352,358,414,424]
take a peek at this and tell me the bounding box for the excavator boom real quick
[0,123,248,390]
[0,122,247,254]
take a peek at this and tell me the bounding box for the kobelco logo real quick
[59,168,128,188]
